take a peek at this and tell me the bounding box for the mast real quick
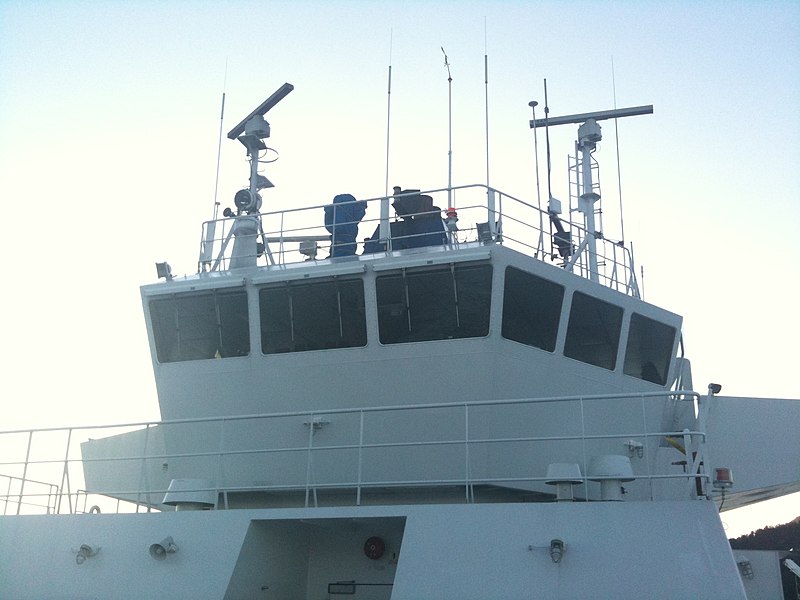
[530,105,652,282]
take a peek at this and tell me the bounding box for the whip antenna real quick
[212,59,228,221]
[201,60,228,270]
[442,46,453,208]
[543,79,553,204]
[484,19,490,188]
[529,100,544,255]
[612,57,625,243]
[384,31,393,198]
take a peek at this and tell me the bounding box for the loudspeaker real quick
[149,536,178,560]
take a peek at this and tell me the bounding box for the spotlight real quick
[708,383,722,395]
[549,539,565,563]
[149,536,178,561]
[233,189,262,214]
[155,262,172,281]
[737,557,754,579]
[74,544,100,564]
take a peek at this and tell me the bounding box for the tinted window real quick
[376,264,492,344]
[501,267,564,351]
[150,289,249,363]
[623,313,676,385]
[564,292,623,370]
[260,278,366,354]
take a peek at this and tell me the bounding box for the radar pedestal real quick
[225,83,294,269]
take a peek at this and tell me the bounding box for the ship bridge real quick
[143,183,682,422]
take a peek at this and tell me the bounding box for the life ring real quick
[88,505,101,514]
[364,536,385,560]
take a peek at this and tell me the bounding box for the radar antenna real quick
[529,104,652,283]
[226,83,294,269]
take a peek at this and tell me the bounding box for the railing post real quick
[136,424,152,512]
[304,413,316,508]
[579,398,589,494]
[217,418,226,510]
[380,196,391,251]
[693,390,714,498]
[487,188,497,240]
[3,476,12,515]
[57,428,74,514]
[16,431,33,515]
[640,394,654,501]
[357,411,364,506]
[464,404,472,503]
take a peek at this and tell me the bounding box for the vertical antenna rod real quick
[484,19,490,189]
[611,57,625,243]
[212,91,226,221]
[201,61,228,270]
[384,32,393,198]
[529,100,544,256]
[212,59,229,221]
[380,32,393,249]
[543,79,553,204]
[442,46,453,209]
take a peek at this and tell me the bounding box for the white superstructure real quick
[1,83,798,600]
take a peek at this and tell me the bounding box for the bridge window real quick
[623,313,676,385]
[150,289,250,363]
[501,267,564,352]
[376,263,492,344]
[260,278,367,354]
[564,292,623,370]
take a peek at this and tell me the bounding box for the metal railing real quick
[196,184,640,296]
[0,390,709,515]
[1,473,58,515]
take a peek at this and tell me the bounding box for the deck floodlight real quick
[149,536,178,561]
[155,262,172,281]
[75,544,100,564]
[299,239,318,260]
[234,189,261,214]
[549,539,565,563]
[736,557,754,579]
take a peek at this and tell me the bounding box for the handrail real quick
[1,473,59,515]
[195,184,640,296]
[0,390,706,515]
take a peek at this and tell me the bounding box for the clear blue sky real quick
[1,0,798,536]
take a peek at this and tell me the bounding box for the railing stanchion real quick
[464,404,473,503]
[487,188,497,240]
[579,398,589,496]
[16,431,33,515]
[380,195,391,251]
[3,475,12,515]
[135,424,152,512]
[217,418,227,510]
[304,413,315,508]
[640,394,654,501]
[57,428,74,514]
[357,411,364,506]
